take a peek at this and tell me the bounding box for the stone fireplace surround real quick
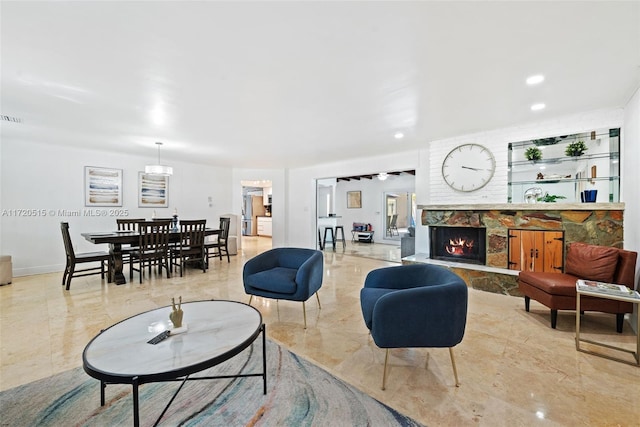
[404,203,625,296]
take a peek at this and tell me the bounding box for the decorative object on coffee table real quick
[170,297,183,328]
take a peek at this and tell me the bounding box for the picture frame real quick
[347,191,362,209]
[84,166,123,207]
[138,172,169,208]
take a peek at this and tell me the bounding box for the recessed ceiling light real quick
[526,75,545,85]
[531,103,546,111]
[394,132,404,139]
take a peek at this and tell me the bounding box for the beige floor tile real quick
[1,237,639,426]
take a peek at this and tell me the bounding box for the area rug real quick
[0,339,422,426]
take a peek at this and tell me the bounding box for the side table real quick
[575,283,640,366]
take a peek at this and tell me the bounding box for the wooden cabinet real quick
[508,230,563,272]
[257,217,272,237]
[263,187,272,205]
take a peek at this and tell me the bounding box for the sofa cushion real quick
[518,271,579,296]
[245,267,297,294]
[564,243,619,283]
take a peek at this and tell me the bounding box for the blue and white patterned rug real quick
[0,339,422,426]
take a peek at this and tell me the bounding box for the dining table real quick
[82,228,220,285]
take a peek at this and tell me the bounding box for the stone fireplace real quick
[429,226,486,265]
[405,203,625,296]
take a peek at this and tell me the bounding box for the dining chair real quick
[60,222,111,290]
[129,220,171,283]
[205,217,231,266]
[170,219,207,277]
[116,218,144,269]
[117,218,144,231]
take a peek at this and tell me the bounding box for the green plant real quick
[537,193,567,203]
[525,146,542,161]
[565,140,588,156]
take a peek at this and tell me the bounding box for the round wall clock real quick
[441,143,496,192]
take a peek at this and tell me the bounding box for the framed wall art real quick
[138,172,169,207]
[84,166,123,207]
[347,191,362,209]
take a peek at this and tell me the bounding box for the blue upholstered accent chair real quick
[243,248,324,328]
[360,264,468,389]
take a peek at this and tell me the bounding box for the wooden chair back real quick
[178,219,207,249]
[60,222,76,261]
[138,220,171,254]
[219,217,231,242]
[117,218,144,231]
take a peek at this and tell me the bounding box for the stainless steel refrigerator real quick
[242,195,253,236]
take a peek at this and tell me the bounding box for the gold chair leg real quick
[449,347,460,387]
[248,295,253,305]
[315,292,321,309]
[302,301,307,329]
[382,348,389,390]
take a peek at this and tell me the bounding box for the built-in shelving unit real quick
[508,128,620,203]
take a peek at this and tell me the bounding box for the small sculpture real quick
[170,296,183,328]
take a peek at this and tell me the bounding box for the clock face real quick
[442,144,496,192]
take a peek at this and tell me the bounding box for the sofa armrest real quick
[295,251,324,295]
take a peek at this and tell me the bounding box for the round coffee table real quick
[83,300,265,426]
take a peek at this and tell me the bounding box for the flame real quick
[445,237,475,256]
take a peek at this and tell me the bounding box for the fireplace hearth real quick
[429,226,486,265]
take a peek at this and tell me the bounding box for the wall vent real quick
[1,115,23,123]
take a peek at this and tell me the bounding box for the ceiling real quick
[1,2,639,170]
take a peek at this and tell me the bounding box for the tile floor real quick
[1,236,639,426]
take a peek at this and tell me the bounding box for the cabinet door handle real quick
[530,249,534,258]
[535,249,539,258]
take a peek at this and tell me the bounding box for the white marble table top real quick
[83,300,262,380]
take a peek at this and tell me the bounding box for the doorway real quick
[384,191,416,240]
[240,180,272,252]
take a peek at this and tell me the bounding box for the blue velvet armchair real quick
[243,248,324,328]
[360,264,468,389]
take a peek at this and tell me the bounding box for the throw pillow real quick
[565,242,619,283]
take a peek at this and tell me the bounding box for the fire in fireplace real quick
[445,236,475,256]
[429,226,486,265]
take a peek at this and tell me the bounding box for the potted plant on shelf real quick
[525,146,542,161]
[537,193,567,203]
[565,140,588,157]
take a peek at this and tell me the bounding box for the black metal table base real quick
[99,324,267,427]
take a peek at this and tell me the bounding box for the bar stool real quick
[322,226,336,251]
[334,225,346,250]
[318,229,324,250]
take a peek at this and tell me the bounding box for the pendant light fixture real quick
[145,141,173,176]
